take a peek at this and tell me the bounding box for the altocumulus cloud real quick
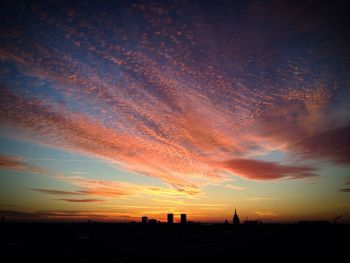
[1,0,350,193]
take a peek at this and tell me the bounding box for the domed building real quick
[233,209,240,225]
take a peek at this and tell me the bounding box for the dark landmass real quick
[1,222,348,262]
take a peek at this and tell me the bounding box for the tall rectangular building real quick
[167,213,174,224]
[141,216,148,224]
[181,214,187,224]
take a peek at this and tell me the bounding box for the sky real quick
[0,0,349,223]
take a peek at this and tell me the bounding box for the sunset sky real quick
[1,0,349,223]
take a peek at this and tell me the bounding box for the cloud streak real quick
[0,155,51,176]
[0,209,132,222]
[340,177,350,193]
[246,197,275,202]
[225,184,245,191]
[56,198,104,203]
[29,188,84,196]
[294,125,350,165]
[29,180,196,200]
[0,154,197,199]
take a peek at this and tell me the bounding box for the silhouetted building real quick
[141,216,149,224]
[298,220,331,225]
[244,220,261,225]
[149,219,157,224]
[167,213,174,224]
[181,214,187,224]
[233,209,240,224]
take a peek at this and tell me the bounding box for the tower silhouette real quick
[167,213,174,224]
[233,209,240,224]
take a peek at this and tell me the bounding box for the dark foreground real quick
[1,222,349,262]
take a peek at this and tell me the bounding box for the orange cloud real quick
[63,177,200,198]
[254,211,277,217]
[0,154,197,199]
[27,175,199,199]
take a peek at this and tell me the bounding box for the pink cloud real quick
[1,6,347,191]
[221,159,316,180]
[0,85,233,192]
[0,155,51,175]
[294,124,350,165]
[1,83,325,192]
[246,95,350,166]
